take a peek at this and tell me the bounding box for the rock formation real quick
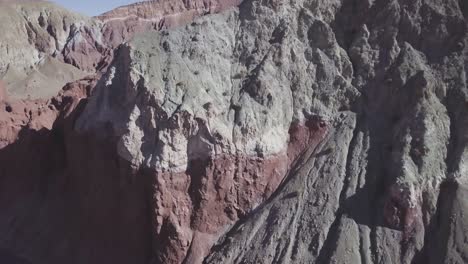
[0,0,242,100]
[0,0,467,264]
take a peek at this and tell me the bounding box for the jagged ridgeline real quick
[0,0,467,264]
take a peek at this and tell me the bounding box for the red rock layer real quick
[97,0,243,22]
[0,99,56,148]
[148,117,329,264]
[0,75,99,149]
[0,0,326,256]
[149,154,288,263]
[65,0,245,73]
[98,0,243,50]
[0,76,328,263]
[3,0,244,75]
[0,76,151,263]
[61,29,110,72]
[383,184,422,241]
[0,2,322,262]
[0,2,255,262]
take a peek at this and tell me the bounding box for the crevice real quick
[315,214,342,264]
[339,120,360,205]
[140,168,158,264]
[444,88,467,179]
[358,226,369,264]
[313,119,359,263]
[414,181,459,264]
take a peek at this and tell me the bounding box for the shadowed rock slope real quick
[0,0,468,264]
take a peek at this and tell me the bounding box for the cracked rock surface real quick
[0,0,468,263]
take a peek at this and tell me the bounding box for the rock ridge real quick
[0,0,467,264]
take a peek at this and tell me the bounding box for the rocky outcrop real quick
[98,0,243,21]
[0,0,245,101]
[98,0,242,45]
[205,0,468,263]
[0,0,468,264]
[0,0,95,99]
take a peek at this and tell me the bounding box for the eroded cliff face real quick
[0,0,468,264]
[0,0,243,100]
[204,0,468,263]
[98,0,243,48]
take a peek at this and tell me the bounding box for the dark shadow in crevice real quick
[0,248,31,264]
[411,181,458,264]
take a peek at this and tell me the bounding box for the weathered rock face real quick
[0,0,93,99]
[204,0,468,263]
[1,0,468,264]
[0,0,243,100]
[98,0,243,21]
[98,0,243,47]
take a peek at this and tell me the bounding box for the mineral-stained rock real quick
[97,0,243,22]
[0,0,245,100]
[204,0,468,263]
[98,0,243,47]
[0,0,468,263]
[0,0,109,101]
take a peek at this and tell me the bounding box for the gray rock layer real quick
[1,0,467,263]
[201,0,468,263]
[77,0,468,262]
